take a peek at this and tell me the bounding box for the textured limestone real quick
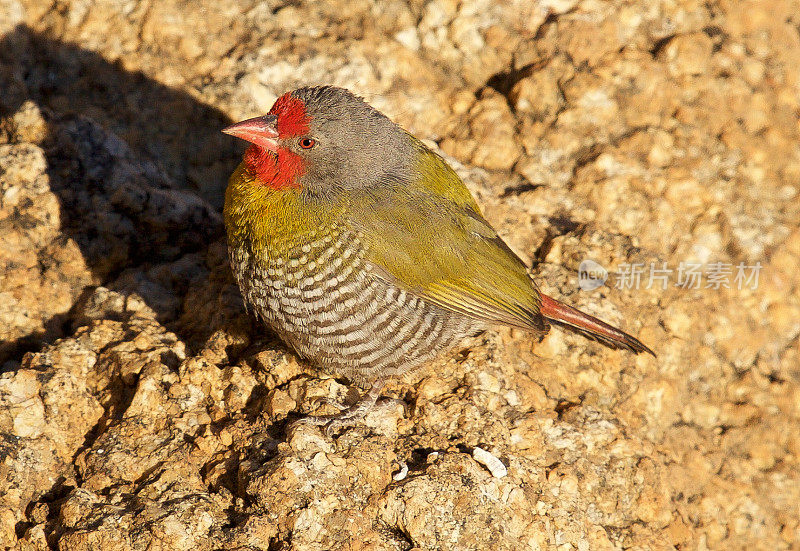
[1,0,799,549]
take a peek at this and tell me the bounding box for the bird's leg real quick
[293,379,386,436]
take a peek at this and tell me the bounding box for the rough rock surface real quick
[1,0,798,549]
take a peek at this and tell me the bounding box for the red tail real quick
[540,294,655,356]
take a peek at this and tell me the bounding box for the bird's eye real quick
[299,138,316,149]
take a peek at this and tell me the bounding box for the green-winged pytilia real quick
[223,86,654,432]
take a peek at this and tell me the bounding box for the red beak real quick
[222,114,279,152]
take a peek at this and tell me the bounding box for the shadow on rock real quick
[0,25,252,364]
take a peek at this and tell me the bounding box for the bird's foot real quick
[303,382,368,412]
[304,395,352,412]
[291,380,385,437]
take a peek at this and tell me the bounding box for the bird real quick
[222,85,653,432]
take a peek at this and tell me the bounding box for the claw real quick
[290,380,386,436]
[305,395,350,412]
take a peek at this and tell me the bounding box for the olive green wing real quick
[345,146,546,332]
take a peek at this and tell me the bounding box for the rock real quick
[510,67,564,122]
[1,0,799,549]
[441,89,521,171]
[659,32,715,77]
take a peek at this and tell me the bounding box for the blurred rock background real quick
[0,0,798,549]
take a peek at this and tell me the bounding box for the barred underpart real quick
[229,228,482,386]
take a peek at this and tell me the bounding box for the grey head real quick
[285,86,415,193]
[222,86,419,194]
